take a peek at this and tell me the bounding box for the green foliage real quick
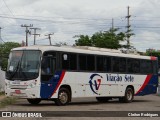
[0,97,17,108]
[0,42,21,71]
[74,28,128,49]
[0,91,5,96]
[74,35,92,46]
[146,50,160,56]
[146,50,160,68]
[0,58,8,71]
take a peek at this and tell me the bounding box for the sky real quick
[0,0,160,52]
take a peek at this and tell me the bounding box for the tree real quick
[74,35,92,46]
[146,49,160,56]
[146,49,160,68]
[74,28,128,49]
[0,42,21,71]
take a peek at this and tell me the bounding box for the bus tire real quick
[123,87,134,103]
[96,97,110,103]
[55,88,70,106]
[27,99,41,105]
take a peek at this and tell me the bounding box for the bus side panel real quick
[136,75,158,96]
[40,71,65,99]
[50,72,158,99]
[59,72,124,97]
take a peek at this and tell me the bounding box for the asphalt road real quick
[0,94,160,120]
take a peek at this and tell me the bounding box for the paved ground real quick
[0,95,5,101]
[0,94,160,120]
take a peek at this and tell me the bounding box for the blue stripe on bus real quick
[136,75,158,96]
[40,71,65,99]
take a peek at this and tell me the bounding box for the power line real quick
[0,7,14,25]
[1,14,160,28]
[134,26,160,29]
[0,13,113,21]
[2,0,14,16]
[0,15,120,24]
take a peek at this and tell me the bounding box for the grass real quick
[0,91,5,96]
[0,97,17,108]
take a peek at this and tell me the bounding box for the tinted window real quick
[96,56,111,72]
[62,53,69,69]
[87,55,95,71]
[127,59,140,73]
[79,55,87,70]
[119,58,126,72]
[96,56,104,71]
[112,57,119,72]
[42,57,56,75]
[141,60,153,74]
[62,53,77,70]
[41,51,56,81]
[70,54,77,70]
[153,61,158,74]
[104,57,111,72]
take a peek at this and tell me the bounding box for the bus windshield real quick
[6,50,41,80]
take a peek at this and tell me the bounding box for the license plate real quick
[15,90,21,94]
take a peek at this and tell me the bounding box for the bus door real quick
[40,56,56,98]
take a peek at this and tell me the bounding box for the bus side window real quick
[112,57,119,72]
[62,53,77,70]
[127,59,140,73]
[42,57,55,75]
[141,60,153,74]
[153,61,158,74]
[62,53,70,70]
[96,56,103,71]
[96,56,111,72]
[79,55,87,70]
[70,54,77,70]
[119,58,126,72]
[104,57,111,72]
[87,55,95,71]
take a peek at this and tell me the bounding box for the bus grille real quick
[11,92,27,98]
[10,85,28,89]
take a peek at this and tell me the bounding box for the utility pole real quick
[30,27,41,45]
[126,6,131,48]
[0,27,2,43]
[111,18,114,41]
[21,24,33,46]
[45,33,54,45]
[112,18,114,30]
[0,27,5,43]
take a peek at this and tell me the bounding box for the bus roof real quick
[12,45,155,60]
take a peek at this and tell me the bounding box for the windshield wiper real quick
[8,51,24,80]
[9,61,20,80]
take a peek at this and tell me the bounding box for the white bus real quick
[5,45,158,105]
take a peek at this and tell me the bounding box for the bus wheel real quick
[55,88,70,106]
[27,99,41,105]
[96,97,110,103]
[123,87,134,103]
